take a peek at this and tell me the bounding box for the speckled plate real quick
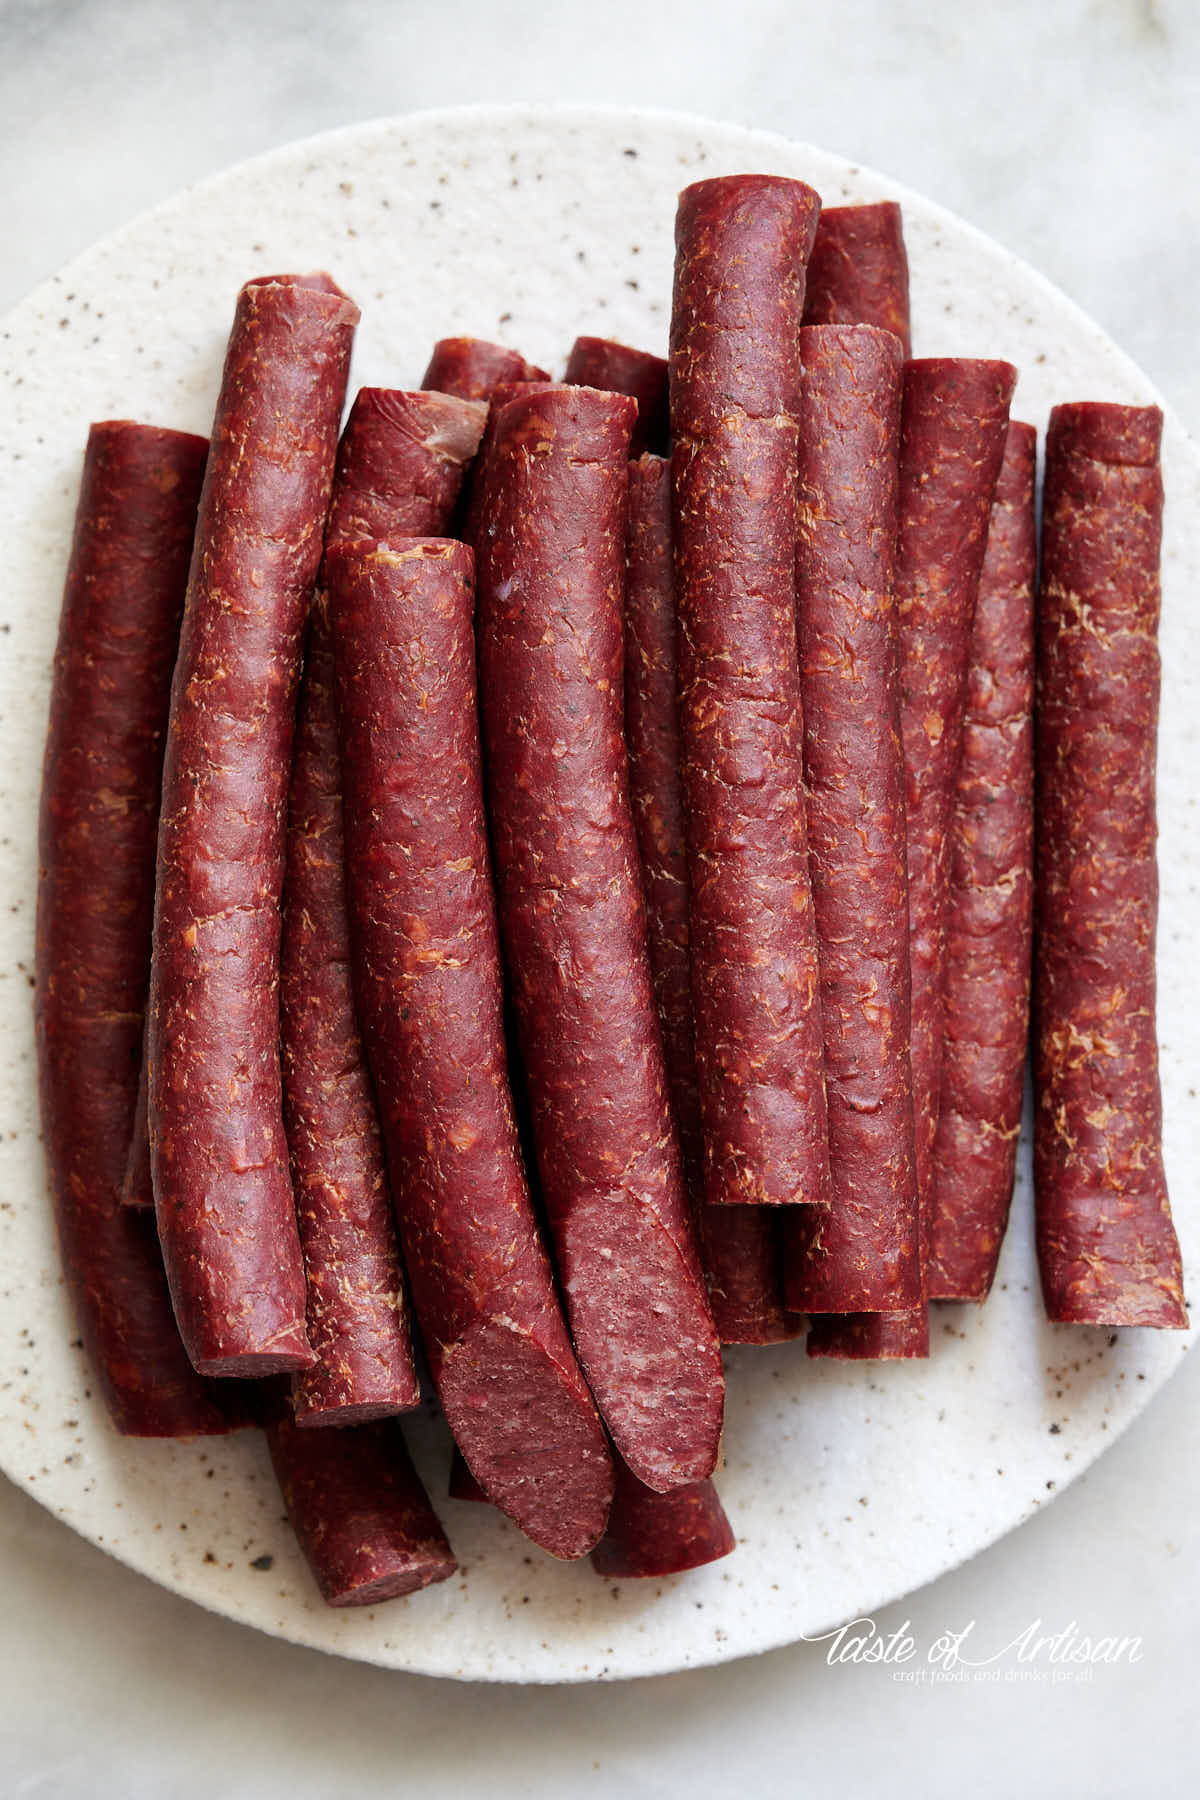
[0,104,1195,1684]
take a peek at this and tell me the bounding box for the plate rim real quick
[5,98,1196,457]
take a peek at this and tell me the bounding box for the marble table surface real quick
[1,0,1196,1793]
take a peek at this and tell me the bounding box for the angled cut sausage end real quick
[437,1315,615,1560]
[558,1196,724,1492]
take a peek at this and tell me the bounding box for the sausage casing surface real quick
[329,535,615,1556]
[1033,402,1186,1328]
[150,275,358,1377]
[473,386,725,1490]
[670,174,831,1211]
[37,420,249,1434]
[783,325,921,1315]
[928,420,1037,1302]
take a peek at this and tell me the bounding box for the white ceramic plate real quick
[0,104,1195,1685]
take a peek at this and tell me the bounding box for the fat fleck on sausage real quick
[327,535,614,1557]
[36,420,249,1435]
[783,324,922,1316]
[670,173,831,1212]
[472,384,725,1490]
[928,421,1037,1302]
[1033,402,1186,1328]
[149,273,358,1378]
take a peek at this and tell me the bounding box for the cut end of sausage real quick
[291,1395,421,1428]
[242,269,351,297]
[321,1551,459,1608]
[927,1273,992,1306]
[1046,401,1163,468]
[676,171,821,230]
[783,1202,925,1316]
[1041,1261,1188,1330]
[712,1304,805,1346]
[559,1197,725,1492]
[190,1340,317,1380]
[806,1306,930,1360]
[237,270,362,330]
[437,1316,614,1560]
[1047,1294,1189,1331]
[267,1416,457,1608]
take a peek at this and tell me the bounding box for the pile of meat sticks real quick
[35,176,1187,1610]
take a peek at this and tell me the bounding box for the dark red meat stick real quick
[36,420,248,1435]
[625,453,794,1342]
[473,385,724,1489]
[1034,403,1186,1328]
[783,325,921,1315]
[124,385,488,1233]
[454,377,561,544]
[150,273,358,1378]
[328,535,613,1557]
[810,355,1015,1359]
[802,202,912,359]
[421,336,549,400]
[670,173,830,1212]
[123,396,489,1224]
[448,1442,735,1578]
[566,336,670,455]
[267,1411,456,1605]
[325,386,487,544]
[928,421,1037,1301]
[591,1460,735,1578]
[282,388,487,1426]
[282,626,418,1426]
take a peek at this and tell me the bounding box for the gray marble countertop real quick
[2,1,1196,1793]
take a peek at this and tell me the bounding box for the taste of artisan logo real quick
[805,1617,1144,1683]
